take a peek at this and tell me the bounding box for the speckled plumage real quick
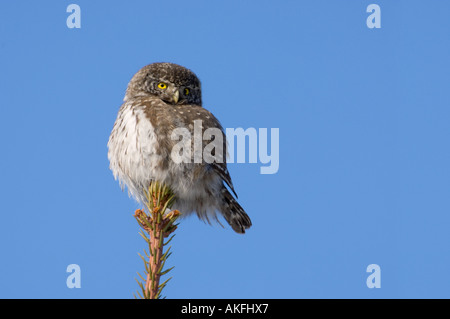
[107,62,251,233]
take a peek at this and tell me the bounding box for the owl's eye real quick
[158,82,167,89]
[184,88,190,95]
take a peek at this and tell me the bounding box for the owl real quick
[107,62,252,234]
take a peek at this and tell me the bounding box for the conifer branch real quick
[133,182,180,299]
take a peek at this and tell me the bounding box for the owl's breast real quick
[107,101,168,202]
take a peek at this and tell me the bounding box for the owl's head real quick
[124,62,202,106]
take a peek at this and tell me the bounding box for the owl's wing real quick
[210,161,238,198]
[198,107,238,198]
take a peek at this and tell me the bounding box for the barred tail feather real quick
[221,188,252,234]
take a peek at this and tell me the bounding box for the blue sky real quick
[1,0,450,298]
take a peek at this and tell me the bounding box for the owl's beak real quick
[173,90,179,104]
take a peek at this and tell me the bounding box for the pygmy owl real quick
[107,62,252,233]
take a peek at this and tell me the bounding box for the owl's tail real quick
[221,187,252,234]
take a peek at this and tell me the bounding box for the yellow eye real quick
[158,82,167,89]
[184,88,190,95]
